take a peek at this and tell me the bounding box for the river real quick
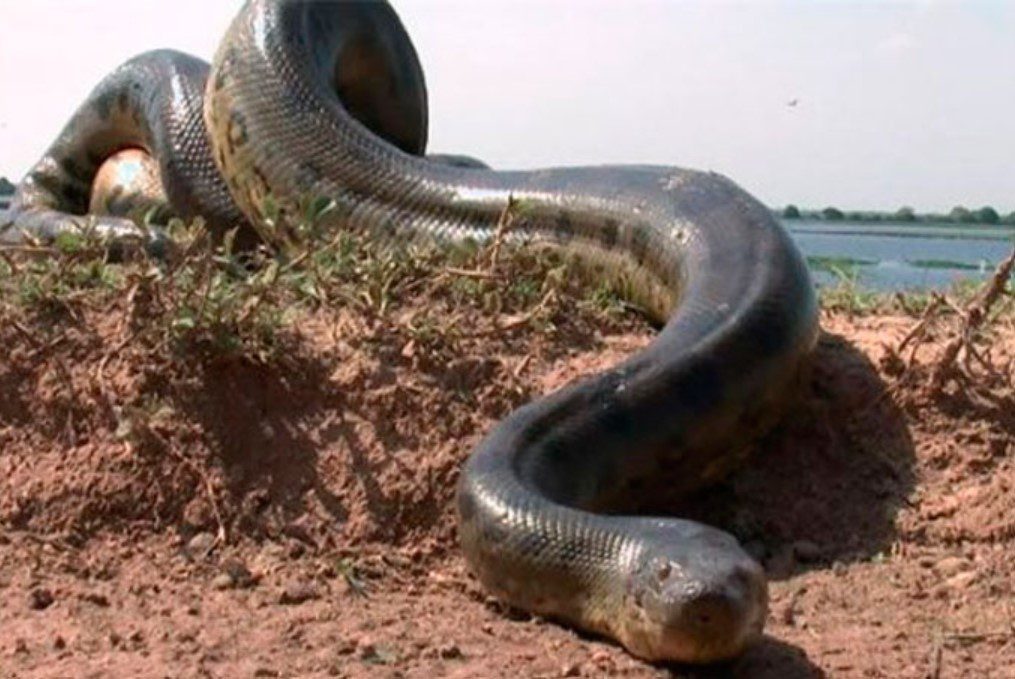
[782,219,1015,291]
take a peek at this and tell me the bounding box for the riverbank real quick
[1,232,1012,677]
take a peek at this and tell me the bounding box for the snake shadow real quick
[652,329,917,576]
[662,636,825,678]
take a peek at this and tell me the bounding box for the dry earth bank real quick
[1,231,1013,678]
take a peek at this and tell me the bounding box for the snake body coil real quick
[3,0,818,663]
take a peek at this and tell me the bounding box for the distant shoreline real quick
[776,204,1015,227]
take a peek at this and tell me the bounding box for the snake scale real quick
[2,0,818,664]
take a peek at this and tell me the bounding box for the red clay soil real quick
[1,288,1014,677]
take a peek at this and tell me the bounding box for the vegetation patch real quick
[907,258,982,271]
[0,204,644,543]
[806,255,878,275]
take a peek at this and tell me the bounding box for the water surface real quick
[783,219,1015,291]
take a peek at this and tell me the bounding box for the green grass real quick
[806,255,878,274]
[0,201,635,366]
[907,258,982,271]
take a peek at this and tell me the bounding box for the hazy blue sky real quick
[1,0,1013,212]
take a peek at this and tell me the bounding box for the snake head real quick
[618,522,767,664]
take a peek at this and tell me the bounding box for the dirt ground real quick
[1,264,1013,678]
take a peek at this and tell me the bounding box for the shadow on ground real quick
[682,636,825,678]
[672,330,917,576]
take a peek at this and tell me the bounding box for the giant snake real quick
[1,0,818,664]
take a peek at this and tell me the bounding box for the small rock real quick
[53,636,66,650]
[287,541,306,560]
[589,650,616,672]
[779,588,805,626]
[934,556,969,578]
[945,571,978,591]
[212,574,235,590]
[792,540,823,563]
[438,643,463,660]
[80,592,110,607]
[28,588,54,610]
[254,669,280,678]
[560,661,581,677]
[186,532,216,558]
[358,640,398,665]
[779,600,796,626]
[279,580,320,605]
[14,638,28,654]
[282,521,315,546]
[222,559,256,588]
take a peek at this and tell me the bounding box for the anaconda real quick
[1,0,818,664]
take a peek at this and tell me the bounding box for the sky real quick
[1,0,1013,213]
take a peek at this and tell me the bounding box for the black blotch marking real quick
[212,70,227,92]
[213,46,238,92]
[58,155,91,184]
[92,90,116,119]
[557,537,586,561]
[251,166,270,191]
[32,170,87,208]
[86,149,107,168]
[294,160,322,190]
[227,110,249,152]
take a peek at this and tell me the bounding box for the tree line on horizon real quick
[780,203,1015,226]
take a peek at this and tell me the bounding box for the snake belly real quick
[4,0,819,664]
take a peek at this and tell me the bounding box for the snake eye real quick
[656,561,671,581]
